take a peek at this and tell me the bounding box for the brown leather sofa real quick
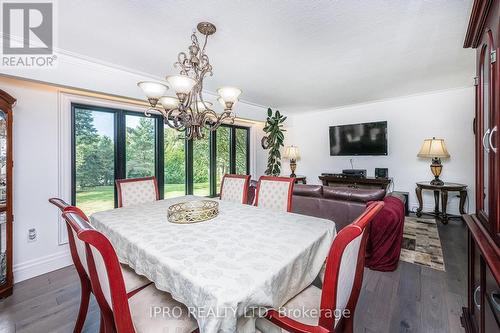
[247,182,386,231]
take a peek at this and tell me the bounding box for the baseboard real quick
[13,251,73,283]
[409,202,464,216]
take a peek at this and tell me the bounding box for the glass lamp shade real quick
[218,97,238,109]
[284,145,301,160]
[166,75,197,94]
[159,96,179,110]
[193,101,213,111]
[417,137,450,158]
[137,81,168,99]
[217,87,242,104]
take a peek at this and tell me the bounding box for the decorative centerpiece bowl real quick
[167,200,219,224]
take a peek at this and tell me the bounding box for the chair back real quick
[319,201,384,330]
[220,174,251,204]
[48,198,91,280]
[116,176,159,208]
[62,211,135,333]
[255,176,295,212]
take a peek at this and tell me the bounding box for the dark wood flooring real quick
[0,216,467,333]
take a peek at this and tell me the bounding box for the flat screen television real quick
[329,121,388,156]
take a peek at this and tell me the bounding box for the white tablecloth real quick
[90,196,336,333]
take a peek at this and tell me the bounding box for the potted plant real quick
[263,108,286,176]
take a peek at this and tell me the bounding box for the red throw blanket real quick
[365,196,405,271]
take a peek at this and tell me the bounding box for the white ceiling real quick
[57,0,475,113]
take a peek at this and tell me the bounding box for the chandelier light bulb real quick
[137,81,168,99]
[166,75,197,95]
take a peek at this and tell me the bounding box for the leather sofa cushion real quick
[323,186,385,203]
[293,184,323,197]
[291,196,365,231]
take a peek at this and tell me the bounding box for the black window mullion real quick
[70,106,77,205]
[210,130,217,197]
[186,138,193,194]
[230,127,237,174]
[246,128,250,175]
[115,111,126,207]
[156,117,165,199]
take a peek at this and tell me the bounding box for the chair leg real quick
[101,312,117,333]
[343,317,354,333]
[99,316,104,333]
[73,281,91,333]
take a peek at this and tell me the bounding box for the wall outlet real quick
[27,228,36,242]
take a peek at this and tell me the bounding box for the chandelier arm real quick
[164,109,187,131]
[202,110,234,132]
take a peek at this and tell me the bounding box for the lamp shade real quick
[159,96,179,110]
[217,87,242,104]
[284,145,301,160]
[417,137,450,158]
[193,101,213,111]
[137,81,168,99]
[166,75,197,94]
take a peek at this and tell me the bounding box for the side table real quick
[415,181,467,224]
[294,176,307,184]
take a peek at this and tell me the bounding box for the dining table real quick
[90,195,336,333]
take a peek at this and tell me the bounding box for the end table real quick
[294,176,307,184]
[415,181,467,224]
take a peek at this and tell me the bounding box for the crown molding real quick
[1,33,267,109]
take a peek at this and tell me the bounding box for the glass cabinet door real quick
[0,110,7,287]
[479,44,492,224]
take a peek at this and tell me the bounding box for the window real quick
[72,103,250,214]
[72,107,116,215]
[193,129,211,196]
[126,114,156,178]
[164,127,186,198]
[235,127,249,175]
[216,126,231,193]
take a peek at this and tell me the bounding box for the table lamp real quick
[417,137,450,186]
[284,145,300,178]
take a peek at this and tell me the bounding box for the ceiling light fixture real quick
[137,22,241,140]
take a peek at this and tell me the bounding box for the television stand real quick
[319,173,392,190]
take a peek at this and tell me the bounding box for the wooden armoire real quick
[463,1,500,332]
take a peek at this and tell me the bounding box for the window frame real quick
[71,102,250,210]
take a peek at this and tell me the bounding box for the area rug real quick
[400,216,445,271]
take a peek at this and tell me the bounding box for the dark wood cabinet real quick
[0,89,14,299]
[318,174,391,190]
[463,1,500,332]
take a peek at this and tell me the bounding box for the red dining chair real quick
[61,211,199,333]
[256,201,384,333]
[219,174,251,204]
[49,198,151,333]
[115,176,159,208]
[254,176,295,212]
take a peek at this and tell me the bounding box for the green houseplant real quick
[263,108,287,176]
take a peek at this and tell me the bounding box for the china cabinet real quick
[463,1,500,331]
[0,89,15,299]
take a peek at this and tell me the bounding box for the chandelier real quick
[137,22,242,140]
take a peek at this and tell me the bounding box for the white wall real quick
[284,87,476,215]
[1,52,268,122]
[0,75,266,282]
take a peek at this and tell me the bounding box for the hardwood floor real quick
[0,217,467,333]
